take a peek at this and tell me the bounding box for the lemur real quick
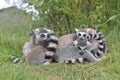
[53,41,101,64]
[22,28,58,65]
[72,36,101,63]
[75,28,107,58]
[22,27,106,63]
[53,31,101,63]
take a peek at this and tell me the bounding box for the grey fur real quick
[23,42,34,58]
[29,52,46,65]
[53,46,79,63]
[73,37,91,51]
[53,41,101,63]
[75,28,107,58]
[23,28,58,65]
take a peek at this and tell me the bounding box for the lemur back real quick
[58,34,75,48]
[26,45,46,65]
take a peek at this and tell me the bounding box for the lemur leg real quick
[77,57,84,63]
[43,52,53,65]
[84,50,101,62]
[87,41,99,52]
[23,42,33,58]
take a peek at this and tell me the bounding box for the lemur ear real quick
[86,29,90,34]
[46,29,54,34]
[35,28,40,33]
[75,28,79,33]
[29,30,34,36]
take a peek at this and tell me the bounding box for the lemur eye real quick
[77,47,81,50]
[87,36,90,39]
[83,34,86,37]
[78,33,81,36]
[40,33,45,38]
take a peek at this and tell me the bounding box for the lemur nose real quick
[77,47,81,50]
[79,52,84,55]
[40,34,45,38]
[80,38,84,40]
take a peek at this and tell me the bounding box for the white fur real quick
[49,35,58,40]
[94,34,99,39]
[98,40,103,43]
[87,41,92,46]
[48,42,57,48]
[73,40,78,45]
[13,58,19,63]
[45,51,54,56]
[99,45,104,48]
[78,58,84,63]
[71,59,76,63]
[80,46,87,50]
[34,28,40,34]
[46,29,54,33]
[64,60,69,63]
[97,50,103,54]
[86,28,91,33]
[43,61,50,65]
[23,42,33,57]
[75,28,79,33]
[98,32,101,35]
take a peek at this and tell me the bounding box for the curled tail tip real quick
[8,55,21,64]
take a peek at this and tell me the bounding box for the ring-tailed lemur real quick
[53,43,101,64]
[73,37,102,63]
[53,32,101,64]
[55,28,107,63]
[23,28,58,65]
[75,28,107,58]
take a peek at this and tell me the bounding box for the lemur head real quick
[29,28,54,41]
[75,28,90,40]
[73,38,90,50]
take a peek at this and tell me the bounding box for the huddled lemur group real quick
[14,27,107,65]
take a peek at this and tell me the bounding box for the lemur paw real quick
[43,61,50,65]
[77,58,84,63]
[64,59,76,64]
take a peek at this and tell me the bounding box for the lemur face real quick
[34,28,48,41]
[75,28,90,40]
[29,28,54,41]
[73,39,88,51]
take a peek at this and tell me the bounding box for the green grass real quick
[0,6,120,79]
[0,24,120,80]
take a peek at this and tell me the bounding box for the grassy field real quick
[0,22,120,80]
[0,6,120,80]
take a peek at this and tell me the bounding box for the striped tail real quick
[44,34,58,65]
[90,30,107,58]
[8,55,21,64]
